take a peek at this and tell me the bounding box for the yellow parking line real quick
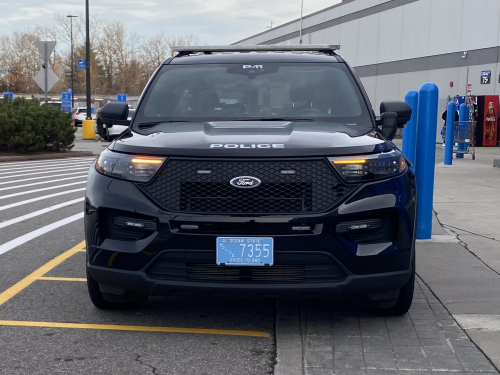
[0,241,85,307]
[37,277,87,282]
[0,320,270,337]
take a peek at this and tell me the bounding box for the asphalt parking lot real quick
[0,155,498,375]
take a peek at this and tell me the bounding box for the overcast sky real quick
[0,0,341,44]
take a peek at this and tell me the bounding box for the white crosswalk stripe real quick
[0,166,91,180]
[0,171,89,186]
[0,157,95,169]
[0,157,92,260]
[0,188,86,211]
[0,198,84,229]
[0,212,84,256]
[0,175,88,192]
[0,181,86,200]
[0,161,93,175]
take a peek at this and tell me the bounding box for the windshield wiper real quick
[239,117,315,122]
[137,120,192,129]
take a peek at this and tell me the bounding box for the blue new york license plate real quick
[216,237,274,266]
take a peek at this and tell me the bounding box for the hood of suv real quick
[111,121,392,157]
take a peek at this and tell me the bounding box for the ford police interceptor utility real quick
[87,45,416,315]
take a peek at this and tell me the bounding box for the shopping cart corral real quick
[442,121,477,160]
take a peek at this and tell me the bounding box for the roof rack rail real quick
[173,44,340,56]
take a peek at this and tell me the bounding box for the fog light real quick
[126,221,145,228]
[292,226,311,231]
[180,224,199,230]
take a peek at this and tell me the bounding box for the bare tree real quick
[165,34,200,57]
[0,15,200,95]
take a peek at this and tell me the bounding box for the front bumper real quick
[85,162,416,298]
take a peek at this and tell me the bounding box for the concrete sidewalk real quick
[417,145,500,369]
[274,143,500,375]
[71,128,110,156]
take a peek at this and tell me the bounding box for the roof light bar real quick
[173,44,340,54]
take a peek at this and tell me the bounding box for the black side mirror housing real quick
[380,101,412,128]
[99,102,130,126]
[380,112,398,141]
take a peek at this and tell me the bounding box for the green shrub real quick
[0,98,75,152]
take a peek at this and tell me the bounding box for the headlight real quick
[95,150,165,182]
[328,151,407,183]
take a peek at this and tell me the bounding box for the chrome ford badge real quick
[230,176,262,189]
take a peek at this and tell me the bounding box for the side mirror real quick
[380,101,412,128]
[380,112,398,140]
[99,102,130,126]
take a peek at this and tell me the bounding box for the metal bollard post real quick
[444,101,456,165]
[457,103,469,158]
[415,83,439,239]
[402,91,418,170]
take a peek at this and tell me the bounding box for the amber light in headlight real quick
[131,158,163,164]
[328,151,407,183]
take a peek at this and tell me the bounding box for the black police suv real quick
[86,45,416,314]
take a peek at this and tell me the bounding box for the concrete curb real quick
[0,151,94,163]
[274,301,304,375]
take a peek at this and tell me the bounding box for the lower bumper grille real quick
[147,251,346,283]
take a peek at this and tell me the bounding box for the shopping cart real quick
[445,121,476,160]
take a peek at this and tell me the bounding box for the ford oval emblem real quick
[230,176,262,189]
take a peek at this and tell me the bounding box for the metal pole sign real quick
[117,94,127,103]
[33,41,59,102]
[77,60,86,69]
[61,92,72,113]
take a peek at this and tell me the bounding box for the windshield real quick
[134,63,373,133]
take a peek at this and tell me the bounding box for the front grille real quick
[187,264,306,282]
[147,251,346,283]
[139,159,357,214]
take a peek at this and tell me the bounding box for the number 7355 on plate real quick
[216,237,274,266]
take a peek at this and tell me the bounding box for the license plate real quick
[216,237,274,266]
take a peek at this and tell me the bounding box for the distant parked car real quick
[72,107,95,126]
[94,108,134,141]
[41,101,63,109]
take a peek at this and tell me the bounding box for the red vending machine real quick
[475,95,499,147]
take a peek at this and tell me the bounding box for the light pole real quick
[299,0,304,44]
[67,15,77,108]
[85,0,91,121]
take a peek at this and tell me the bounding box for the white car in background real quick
[94,109,135,141]
[72,107,96,126]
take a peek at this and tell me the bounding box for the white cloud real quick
[1,0,341,43]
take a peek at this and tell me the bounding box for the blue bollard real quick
[457,103,469,158]
[415,83,439,239]
[402,90,418,170]
[444,101,456,165]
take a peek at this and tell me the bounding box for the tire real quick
[86,268,127,310]
[377,265,415,315]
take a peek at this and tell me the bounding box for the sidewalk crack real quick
[135,354,160,375]
[433,209,500,276]
[441,226,500,277]
[441,224,500,243]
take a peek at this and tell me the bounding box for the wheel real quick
[369,257,415,315]
[87,268,136,309]
[472,153,476,160]
[384,265,415,315]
